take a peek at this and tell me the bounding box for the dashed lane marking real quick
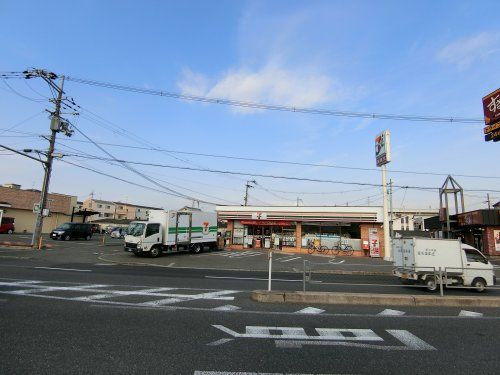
[459,310,483,317]
[295,307,325,314]
[212,304,241,311]
[34,267,92,272]
[378,309,406,316]
[204,275,321,283]
[276,256,302,263]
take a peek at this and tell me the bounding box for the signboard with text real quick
[375,130,391,166]
[483,88,500,142]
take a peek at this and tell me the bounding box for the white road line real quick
[205,276,319,283]
[94,263,115,266]
[212,305,241,311]
[167,262,175,267]
[459,310,484,317]
[378,309,406,316]
[295,307,325,314]
[140,290,238,307]
[386,330,436,350]
[34,267,91,272]
[278,256,302,263]
[194,372,329,375]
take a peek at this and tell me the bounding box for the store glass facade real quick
[300,222,361,249]
[232,220,296,249]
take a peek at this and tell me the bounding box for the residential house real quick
[0,183,80,233]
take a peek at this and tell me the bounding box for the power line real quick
[64,152,500,193]
[64,75,482,124]
[55,138,500,180]
[69,123,228,205]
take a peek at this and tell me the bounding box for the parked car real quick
[0,217,15,234]
[110,228,125,238]
[50,223,93,241]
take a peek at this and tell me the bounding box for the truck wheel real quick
[472,278,486,293]
[150,246,161,258]
[192,244,203,254]
[425,277,438,292]
[85,235,91,241]
[64,235,71,241]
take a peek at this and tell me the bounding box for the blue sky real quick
[1,0,499,211]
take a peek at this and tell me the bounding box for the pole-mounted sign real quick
[483,88,500,142]
[375,130,391,166]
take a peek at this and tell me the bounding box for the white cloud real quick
[437,31,500,70]
[178,64,338,113]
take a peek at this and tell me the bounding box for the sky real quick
[0,0,499,212]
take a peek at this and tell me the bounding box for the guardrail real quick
[301,260,499,296]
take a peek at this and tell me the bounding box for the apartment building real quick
[82,198,161,222]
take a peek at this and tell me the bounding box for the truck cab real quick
[124,221,163,257]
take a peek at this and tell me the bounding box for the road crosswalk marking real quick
[0,280,240,308]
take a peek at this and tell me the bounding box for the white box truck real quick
[123,209,217,257]
[393,237,495,292]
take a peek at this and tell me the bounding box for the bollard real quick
[439,267,444,297]
[303,260,306,292]
[268,250,273,291]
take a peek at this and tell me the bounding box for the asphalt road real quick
[1,235,500,374]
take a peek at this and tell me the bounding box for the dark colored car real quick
[50,223,93,241]
[0,217,15,234]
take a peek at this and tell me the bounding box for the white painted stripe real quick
[459,310,483,317]
[205,338,234,346]
[94,263,115,266]
[212,305,240,311]
[34,267,91,272]
[295,307,325,314]
[205,276,320,283]
[386,330,436,350]
[278,256,301,263]
[378,309,406,316]
[141,290,238,306]
[194,372,328,375]
[167,262,175,267]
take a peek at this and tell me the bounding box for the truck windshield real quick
[465,249,488,264]
[127,223,146,237]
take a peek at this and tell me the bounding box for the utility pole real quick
[389,179,394,239]
[243,180,256,206]
[486,194,491,210]
[31,75,66,249]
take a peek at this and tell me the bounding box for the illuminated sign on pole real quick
[375,130,391,166]
[483,88,500,142]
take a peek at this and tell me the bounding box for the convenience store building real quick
[216,206,386,257]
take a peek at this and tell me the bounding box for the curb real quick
[251,290,500,308]
[0,241,53,249]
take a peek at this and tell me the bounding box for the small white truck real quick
[123,209,217,257]
[393,237,496,292]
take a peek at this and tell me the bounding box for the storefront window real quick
[242,223,296,249]
[301,222,361,249]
